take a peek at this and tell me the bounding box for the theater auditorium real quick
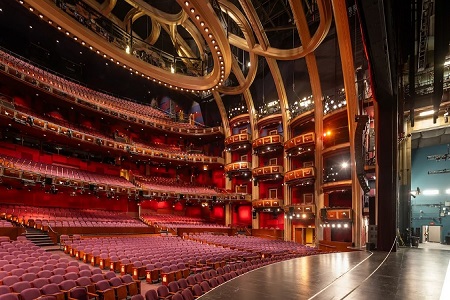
[0,0,449,299]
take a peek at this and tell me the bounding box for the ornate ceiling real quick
[17,0,361,136]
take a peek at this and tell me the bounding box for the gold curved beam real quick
[228,0,332,61]
[124,0,189,25]
[123,7,141,27]
[238,0,269,51]
[85,0,124,28]
[331,0,361,247]
[216,0,258,95]
[177,0,232,88]
[100,0,116,16]
[146,18,161,45]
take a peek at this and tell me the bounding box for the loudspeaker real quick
[212,196,216,201]
[253,180,258,186]
[320,208,327,220]
[139,190,144,197]
[89,184,95,191]
[44,178,53,185]
[252,210,257,219]
[180,194,184,199]
[354,115,370,194]
[289,207,294,214]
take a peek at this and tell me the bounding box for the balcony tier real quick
[252,165,284,180]
[0,103,223,165]
[285,132,315,151]
[224,133,251,150]
[252,135,284,153]
[224,161,252,173]
[252,199,283,208]
[284,167,315,185]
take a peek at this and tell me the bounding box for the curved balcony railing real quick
[284,204,316,214]
[284,167,315,185]
[252,199,283,208]
[252,165,284,179]
[252,135,284,150]
[224,161,252,173]
[285,132,315,151]
[0,101,224,165]
[0,49,223,136]
[224,133,252,149]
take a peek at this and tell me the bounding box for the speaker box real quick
[212,196,216,201]
[289,206,294,214]
[252,210,257,219]
[89,184,95,191]
[253,180,258,186]
[320,208,327,221]
[139,190,144,197]
[44,178,53,185]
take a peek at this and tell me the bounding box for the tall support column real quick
[375,100,398,251]
[331,0,362,248]
[398,121,412,245]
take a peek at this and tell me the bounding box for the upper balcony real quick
[224,161,252,178]
[252,165,284,181]
[0,101,224,165]
[0,49,224,137]
[284,167,315,186]
[285,132,315,157]
[252,134,284,155]
[224,133,252,151]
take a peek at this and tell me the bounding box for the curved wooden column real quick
[331,0,362,248]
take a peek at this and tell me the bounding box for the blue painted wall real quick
[411,144,450,243]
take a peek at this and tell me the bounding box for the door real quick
[295,228,304,244]
[305,228,314,244]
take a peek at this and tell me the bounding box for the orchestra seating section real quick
[0,237,141,300]
[141,214,228,229]
[134,176,218,195]
[63,235,327,298]
[0,205,147,229]
[0,50,203,130]
[186,233,320,257]
[0,154,135,190]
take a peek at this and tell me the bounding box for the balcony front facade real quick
[252,198,283,209]
[284,167,315,186]
[252,165,284,182]
[224,133,252,152]
[252,134,284,155]
[224,161,252,179]
[285,132,315,157]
